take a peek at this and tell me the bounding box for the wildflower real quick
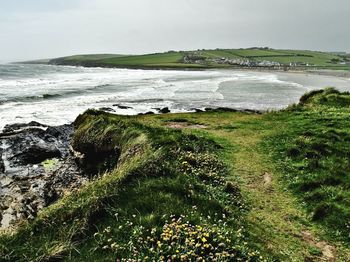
[218,243,226,248]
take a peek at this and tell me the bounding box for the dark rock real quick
[138,111,155,115]
[43,184,59,205]
[3,121,47,133]
[205,107,238,112]
[1,123,74,167]
[46,124,72,138]
[113,104,133,109]
[0,161,4,173]
[99,107,115,112]
[0,148,4,173]
[159,107,171,114]
[204,107,262,114]
[14,144,61,164]
[152,107,171,114]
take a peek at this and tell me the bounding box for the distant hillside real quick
[47,48,350,70]
[18,58,52,64]
[49,54,126,66]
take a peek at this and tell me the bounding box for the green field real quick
[48,48,350,70]
[1,89,350,261]
[59,54,126,61]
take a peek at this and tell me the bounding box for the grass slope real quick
[49,52,204,69]
[264,88,350,242]
[0,111,263,261]
[1,89,350,261]
[48,48,350,70]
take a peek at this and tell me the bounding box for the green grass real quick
[99,52,184,66]
[47,48,350,70]
[0,110,263,261]
[53,54,126,61]
[263,88,350,242]
[1,89,350,261]
[209,49,343,67]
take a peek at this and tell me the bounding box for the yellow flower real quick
[201,237,207,243]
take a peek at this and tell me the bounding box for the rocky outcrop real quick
[0,148,4,173]
[1,121,47,133]
[151,107,171,114]
[203,107,262,114]
[113,104,133,110]
[0,122,87,229]
[1,124,72,165]
[15,143,61,165]
[99,107,115,112]
[159,107,171,114]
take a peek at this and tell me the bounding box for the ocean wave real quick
[2,64,350,132]
[118,98,166,103]
[1,94,63,104]
[0,83,120,105]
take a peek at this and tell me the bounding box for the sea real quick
[1,63,350,131]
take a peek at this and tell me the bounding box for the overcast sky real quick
[1,0,349,61]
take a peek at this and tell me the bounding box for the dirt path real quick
[214,127,340,261]
[157,113,348,261]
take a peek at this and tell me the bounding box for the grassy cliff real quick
[0,89,350,261]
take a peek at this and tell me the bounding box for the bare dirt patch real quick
[263,172,272,186]
[166,122,207,129]
[301,231,337,262]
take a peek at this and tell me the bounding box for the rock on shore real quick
[0,122,87,229]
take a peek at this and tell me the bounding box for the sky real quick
[0,0,349,61]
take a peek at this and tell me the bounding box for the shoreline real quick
[44,60,350,79]
[16,60,350,80]
[1,64,349,132]
[0,106,261,229]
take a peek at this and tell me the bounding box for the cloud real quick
[0,0,349,61]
